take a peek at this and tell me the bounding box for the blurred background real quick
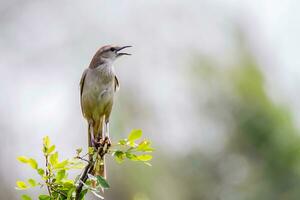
[1,0,300,199]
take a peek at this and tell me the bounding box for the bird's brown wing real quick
[114,75,120,92]
[80,69,88,114]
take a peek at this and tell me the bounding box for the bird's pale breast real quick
[81,67,115,122]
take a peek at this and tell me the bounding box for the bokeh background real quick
[1,0,300,199]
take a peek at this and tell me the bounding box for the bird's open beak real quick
[116,46,132,57]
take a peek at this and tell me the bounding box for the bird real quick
[80,45,131,178]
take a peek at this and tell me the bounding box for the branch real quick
[75,142,108,200]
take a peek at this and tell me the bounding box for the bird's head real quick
[89,45,132,68]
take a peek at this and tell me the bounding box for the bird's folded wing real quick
[114,75,120,92]
[80,69,88,113]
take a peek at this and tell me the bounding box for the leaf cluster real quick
[112,129,154,166]
[16,130,154,200]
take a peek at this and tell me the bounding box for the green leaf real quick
[47,145,55,154]
[43,136,50,148]
[62,180,75,189]
[17,156,29,164]
[16,181,28,190]
[67,188,75,200]
[78,189,88,200]
[21,194,32,200]
[50,152,58,166]
[54,160,69,169]
[137,140,154,152]
[28,158,38,169]
[118,139,127,145]
[37,168,45,176]
[28,179,37,187]
[125,152,138,161]
[38,195,51,200]
[128,129,142,142]
[114,151,125,163]
[96,176,110,189]
[137,154,153,161]
[56,170,66,181]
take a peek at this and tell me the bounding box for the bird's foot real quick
[104,136,112,147]
[98,136,111,154]
[91,137,100,148]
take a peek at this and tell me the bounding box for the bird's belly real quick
[81,82,114,120]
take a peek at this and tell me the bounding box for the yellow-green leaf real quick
[38,195,51,200]
[17,156,29,164]
[137,154,152,161]
[126,153,138,161]
[43,136,50,148]
[28,179,36,187]
[28,158,38,169]
[56,170,66,181]
[46,145,55,154]
[37,168,45,176]
[54,160,69,169]
[16,181,28,190]
[21,194,32,200]
[50,152,58,166]
[128,129,142,142]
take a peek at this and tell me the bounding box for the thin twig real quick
[75,156,91,163]
[45,154,52,196]
[49,184,67,198]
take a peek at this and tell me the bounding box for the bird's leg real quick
[104,121,111,147]
[89,121,99,148]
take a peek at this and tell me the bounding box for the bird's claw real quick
[99,136,111,147]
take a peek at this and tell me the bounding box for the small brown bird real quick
[80,45,131,177]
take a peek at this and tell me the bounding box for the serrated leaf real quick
[56,170,66,181]
[54,160,69,169]
[17,156,29,164]
[47,145,55,154]
[21,194,32,200]
[28,158,38,169]
[137,154,153,161]
[28,179,37,187]
[96,176,110,189]
[38,195,51,200]
[16,181,28,190]
[128,129,142,142]
[50,152,58,166]
[37,168,45,176]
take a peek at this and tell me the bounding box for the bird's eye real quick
[110,47,116,51]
